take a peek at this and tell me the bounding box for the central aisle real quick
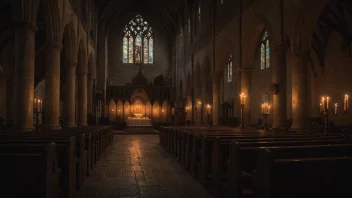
[79,135,213,198]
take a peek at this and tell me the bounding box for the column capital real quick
[65,61,78,68]
[47,42,63,50]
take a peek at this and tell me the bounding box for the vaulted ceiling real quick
[312,0,352,67]
[96,0,189,35]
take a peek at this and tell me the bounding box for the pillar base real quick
[290,126,308,133]
[64,123,77,128]
[42,125,61,131]
[77,123,88,127]
[11,126,35,132]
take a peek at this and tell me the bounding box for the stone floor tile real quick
[79,134,213,198]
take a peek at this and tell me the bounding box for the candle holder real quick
[33,98,43,132]
[262,112,270,131]
[34,108,43,132]
[261,103,271,131]
[239,93,246,127]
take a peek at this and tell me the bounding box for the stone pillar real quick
[77,71,88,126]
[240,69,251,125]
[13,22,36,131]
[97,23,108,118]
[271,46,287,129]
[212,73,220,125]
[194,85,202,125]
[87,74,94,115]
[64,61,77,127]
[44,43,62,130]
[291,52,309,131]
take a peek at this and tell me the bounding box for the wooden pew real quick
[0,137,76,198]
[190,133,330,178]
[253,146,352,198]
[0,143,60,198]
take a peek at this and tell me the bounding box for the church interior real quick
[1,0,352,197]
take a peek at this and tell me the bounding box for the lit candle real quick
[261,104,264,114]
[268,104,271,114]
[326,97,329,110]
[321,97,325,111]
[334,103,338,114]
[34,98,37,110]
[319,103,322,112]
[344,94,349,111]
[240,93,246,105]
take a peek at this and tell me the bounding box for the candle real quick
[334,103,337,114]
[326,97,329,110]
[240,93,246,105]
[344,94,349,111]
[319,103,322,112]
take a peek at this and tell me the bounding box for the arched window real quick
[122,14,154,64]
[260,30,270,70]
[197,1,201,31]
[227,53,233,82]
[188,18,191,43]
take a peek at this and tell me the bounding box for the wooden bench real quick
[0,142,60,198]
[253,147,352,198]
[0,137,76,198]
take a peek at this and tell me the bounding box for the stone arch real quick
[216,38,233,73]
[202,56,212,109]
[63,21,79,62]
[152,100,160,121]
[186,72,192,96]
[108,99,116,122]
[124,101,130,119]
[77,40,88,73]
[131,88,149,104]
[194,62,201,86]
[290,0,331,53]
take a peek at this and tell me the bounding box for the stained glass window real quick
[149,38,153,63]
[128,37,134,63]
[122,14,154,64]
[143,38,148,64]
[227,53,232,82]
[123,37,128,63]
[188,18,191,43]
[135,35,142,63]
[260,30,270,70]
[197,2,201,31]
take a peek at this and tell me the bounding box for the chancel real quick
[2,0,352,198]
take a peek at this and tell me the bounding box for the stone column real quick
[64,61,77,127]
[212,73,220,125]
[44,43,62,130]
[77,71,88,126]
[240,69,251,125]
[194,85,202,125]
[97,23,107,118]
[291,52,309,131]
[271,46,287,129]
[13,22,37,131]
[87,74,94,115]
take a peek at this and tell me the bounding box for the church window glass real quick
[197,2,201,31]
[227,53,232,82]
[122,14,154,64]
[260,30,270,69]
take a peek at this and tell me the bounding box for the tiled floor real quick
[79,135,214,198]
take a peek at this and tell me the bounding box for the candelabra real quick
[33,98,43,132]
[320,95,349,135]
[261,103,271,131]
[239,93,246,127]
[34,109,43,132]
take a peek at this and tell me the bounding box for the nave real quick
[79,134,213,198]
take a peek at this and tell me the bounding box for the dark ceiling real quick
[96,0,189,35]
[311,0,352,68]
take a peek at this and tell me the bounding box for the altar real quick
[127,114,152,126]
